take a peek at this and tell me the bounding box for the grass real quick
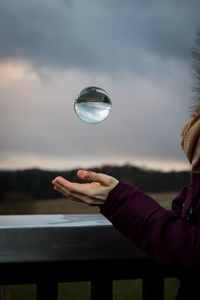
[0,191,177,215]
[148,191,177,210]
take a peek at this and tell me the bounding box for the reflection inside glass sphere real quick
[74,86,112,124]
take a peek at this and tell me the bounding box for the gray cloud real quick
[0,63,191,166]
[0,0,199,171]
[0,0,199,73]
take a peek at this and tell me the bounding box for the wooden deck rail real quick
[0,214,175,300]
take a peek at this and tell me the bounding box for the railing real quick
[0,214,175,300]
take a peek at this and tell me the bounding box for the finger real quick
[54,176,94,197]
[54,184,82,203]
[54,180,93,201]
[54,182,72,197]
[53,178,105,205]
[54,185,63,195]
[54,176,113,202]
[77,170,114,186]
[53,176,79,193]
[54,185,67,196]
[54,181,102,205]
[54,186,84,204]
[53,176,71,189]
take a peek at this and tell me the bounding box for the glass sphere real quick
[74,86,112,124]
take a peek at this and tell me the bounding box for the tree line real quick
[0,164,190,202]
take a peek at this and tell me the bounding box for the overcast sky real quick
[0,0,200,171]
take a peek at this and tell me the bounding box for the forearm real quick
[100,181,200,276]
[100,182,162,245]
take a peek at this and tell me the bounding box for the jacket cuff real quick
[100,181,162,245]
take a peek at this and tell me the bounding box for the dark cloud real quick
[0,0,198,170]
[0,63,191,167]
[0,0,199,73]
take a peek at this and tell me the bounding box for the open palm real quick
[51,170,119,206]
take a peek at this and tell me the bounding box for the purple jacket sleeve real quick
[100,181,200,275]
[171,185,189,215]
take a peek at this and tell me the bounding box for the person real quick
[52,108,200,300]
[51,109,200,299]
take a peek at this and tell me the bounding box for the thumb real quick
[77,170,115,186]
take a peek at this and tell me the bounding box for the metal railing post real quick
[91,280,113,300]
[142,276,164,300]
[0,286,4,300]
[37,282,58,300]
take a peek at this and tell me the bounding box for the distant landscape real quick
[0,164,184,300]
[0,164,190,215]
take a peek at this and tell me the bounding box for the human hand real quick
[51,170,119,206]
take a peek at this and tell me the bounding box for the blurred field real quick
[148,191,178,210]
[0,191,178,215]
[32,191,177,213]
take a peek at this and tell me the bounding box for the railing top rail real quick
[0,214,111,229]
[0,214,175,285]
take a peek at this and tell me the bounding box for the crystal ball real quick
[74,86,112,124]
